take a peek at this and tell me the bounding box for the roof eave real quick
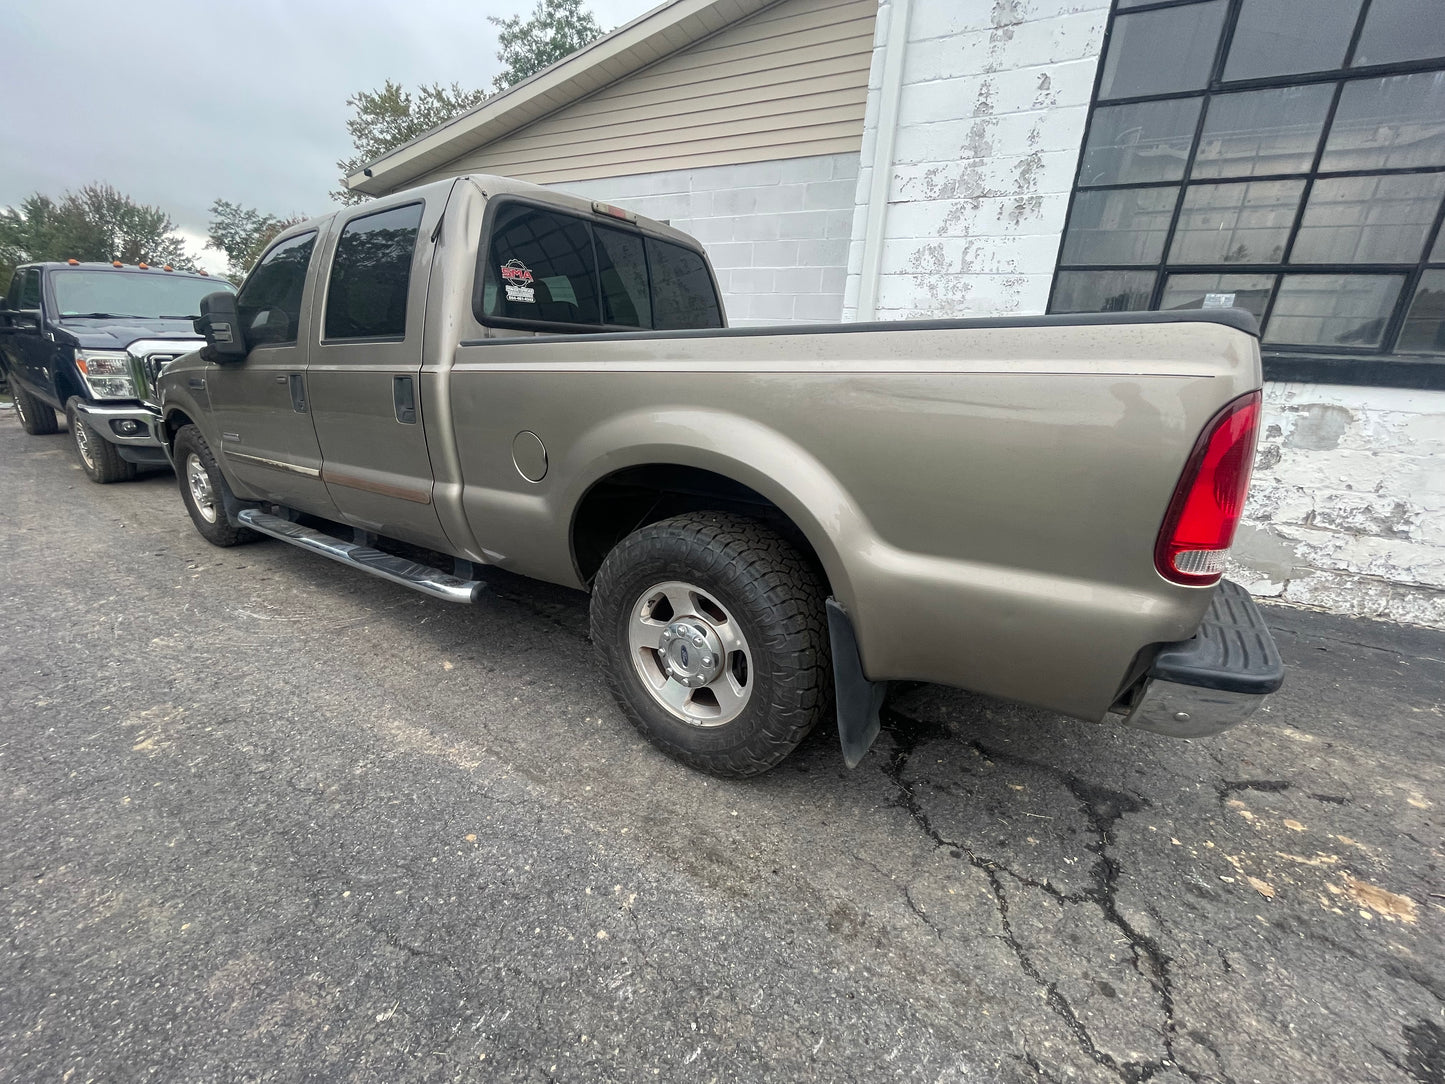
[344,0,778,196]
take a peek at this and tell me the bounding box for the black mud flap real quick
[827,598,888,769]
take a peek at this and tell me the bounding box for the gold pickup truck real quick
[157,174,1283,776]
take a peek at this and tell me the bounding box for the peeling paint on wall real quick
[1230,383,1445,629]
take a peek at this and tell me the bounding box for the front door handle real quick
[288,373,308,413]
[393,375,417,425]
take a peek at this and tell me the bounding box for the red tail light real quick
[1155,390,1261,586]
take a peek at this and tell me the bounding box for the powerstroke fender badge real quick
[501,259,536,303]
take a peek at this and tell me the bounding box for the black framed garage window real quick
[1050,0,1445,386]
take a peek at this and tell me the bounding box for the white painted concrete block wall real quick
[548,153,858,328]
[844,0,1110,320]
[1233,386,1445,628]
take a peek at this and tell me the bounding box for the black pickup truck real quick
[0,261,233,482]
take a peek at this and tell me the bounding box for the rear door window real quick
[481,204,600,326]
[645,239,723,330]
[236,232,316,346]
[324,202,424,340]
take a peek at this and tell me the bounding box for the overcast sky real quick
[2,0,660,271]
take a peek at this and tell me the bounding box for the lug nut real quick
[701,655,713,667]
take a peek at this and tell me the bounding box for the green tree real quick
[0,184,197,287]
[333,81,488,204]
[489,0,604,92]
[206,199,306,284]
[333,0,602,203]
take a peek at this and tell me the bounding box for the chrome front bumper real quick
[1121,580,1284,738]
[72,401,165,448]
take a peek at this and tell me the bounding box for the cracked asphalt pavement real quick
[1,409,1443,1084]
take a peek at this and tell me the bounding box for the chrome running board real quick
[237,509,484,604]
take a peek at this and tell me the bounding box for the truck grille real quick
[125,340,202,407]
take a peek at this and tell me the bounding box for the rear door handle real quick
[288,373,308,413]
[393,375,417,425]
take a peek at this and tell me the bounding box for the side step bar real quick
[237,509,485,604]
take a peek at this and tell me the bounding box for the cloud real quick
[0,0,660,238]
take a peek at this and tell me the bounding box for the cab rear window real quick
[477,201,721,332]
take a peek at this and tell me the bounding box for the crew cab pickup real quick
[0,261,232,482]
[158,174,1283,776]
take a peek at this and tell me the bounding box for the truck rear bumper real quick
[1122,580,1284,738]
[72,401,164,448]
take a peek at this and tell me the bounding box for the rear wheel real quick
[174,424,257,547]
[11,386,58,435]
[66,397,136,483]
[590,512,832,777]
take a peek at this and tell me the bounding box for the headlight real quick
[74,350,138,400]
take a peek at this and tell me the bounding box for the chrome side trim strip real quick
[224,450,322,478]
[236,510,483,604]
[321,467,432,504]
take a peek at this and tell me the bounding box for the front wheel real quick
[12,385,58,435]
[590,512,832,777]
[173,424,257,547]
[66,398,136,483]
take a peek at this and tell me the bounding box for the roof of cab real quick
[32,261,223,280]
[270,173,707,253]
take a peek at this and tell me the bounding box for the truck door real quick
[205,231,340,517]
[304,194,451,552]
[1,268,49,401]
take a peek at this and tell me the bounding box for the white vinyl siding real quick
[427,0,876,185]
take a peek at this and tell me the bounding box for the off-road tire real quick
[590,511,832,777]
[66,397,136,483]
[174,424,257,547]
[12,385,58,435]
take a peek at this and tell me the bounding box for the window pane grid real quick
[1051,0,1445,359]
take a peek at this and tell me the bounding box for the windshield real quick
[51,270,234,320]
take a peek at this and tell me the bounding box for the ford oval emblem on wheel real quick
[680,644,690,667]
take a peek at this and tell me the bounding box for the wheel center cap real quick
[660,621,723,687]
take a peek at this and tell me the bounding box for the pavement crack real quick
[880,707,1210,1084]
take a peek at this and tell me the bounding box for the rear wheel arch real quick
[569,462,842,602]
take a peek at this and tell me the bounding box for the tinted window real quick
[1397,270,1445,353]
[325,203,423,340]
[1351,0,1445,66]
[1224,0,1361,80]
[1160,273,1275,322]
[1263,274,1404,347]
[1291,174,1445,264]
[1051,270,1156,313]
[1193,85,1333,179]
[645,239,722,330]
[236,232,316,347]
[1079,98,1202,186]
[482,204,600,325]
[1168,180,1304,265]
[1060,187,1178,265]
[1319,73,1445,171]
[595,225,651,328]
[1098,2,1227,99]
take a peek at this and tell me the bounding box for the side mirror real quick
[194,291,248,362]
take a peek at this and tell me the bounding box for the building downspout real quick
[855,0,912,322]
